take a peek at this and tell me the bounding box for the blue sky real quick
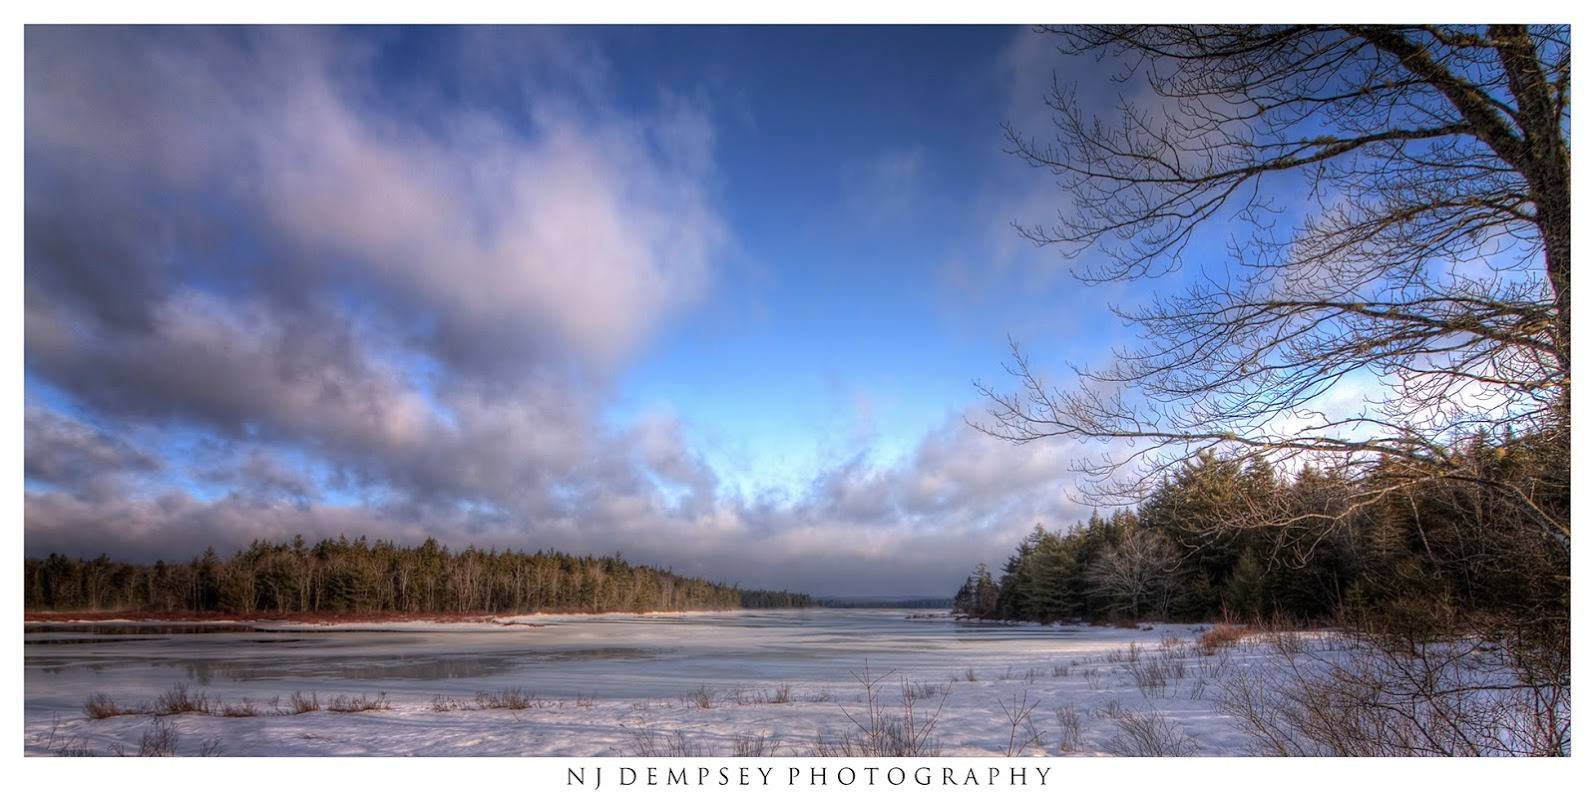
[23,25,1155,596]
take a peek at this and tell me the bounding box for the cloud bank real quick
[24,27,1094,597]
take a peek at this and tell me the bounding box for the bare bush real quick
[284,691,320,714]
[1269,631,1308,658]
[681,686,718,709]
[815,662,945,757]
[154,683,212,716]
[328,692,391,713]
[732,732,779,757]
[472,687,535,710]
[83,692,135,719]
[1127,657,1183,699]
[1054,704,1084,752]
[1101,703,1199,756]
[1216,633,1568,756]
[624,727,709,757]
[220,698,261,717]
[999,690,1046,756]
[1082,667,1109,690]
[36,718,94,757]
[1198,625,1247,656]
[138,717,180,756]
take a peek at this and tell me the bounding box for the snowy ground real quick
[24,610,1339,757]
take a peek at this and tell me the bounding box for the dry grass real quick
[681,685,718,709]
[328,692,392,713]
[732,731,780,756]
[284,691,320,715]
[1197,624,1248,656]
[83,692,140,719]
[1054,704,1083,752]
[473,687,535,710]
[220,698,263,717]
[623,727,709,756]
[154,683,212,716]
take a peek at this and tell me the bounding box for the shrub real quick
[1101,703,1199,756]
[998,690,1045,756]
[1054,704,1083,752]
[1126,657,1180,699]
[1197,624,1248,655]
[624,728,708,756]
[473,688,534,710]
[138,717,180,756]
[681,686,717,709]
[220,698,261,717]
[1216,632,1569,756]
[732,732,779,757]
[83,692,133,719]
[814,662,944,757]
[328,692,391,713]
[154,683,212,716]
[283,691,320,715]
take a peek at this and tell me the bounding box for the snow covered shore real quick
[23,611,1557,757]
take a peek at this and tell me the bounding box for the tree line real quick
[955,430,1568,645]
[25,536,816,615]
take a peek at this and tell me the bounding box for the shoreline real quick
[21,607,777,625]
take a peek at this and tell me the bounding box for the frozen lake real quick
[25,609,1134,715]
[24,609,1262,756]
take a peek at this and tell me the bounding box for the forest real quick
[955,430,1568,654]
[24,536,816,615]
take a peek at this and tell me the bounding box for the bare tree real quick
[979,25,1569,547]
[1085,524,1180,619]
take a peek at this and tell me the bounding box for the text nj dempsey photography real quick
[566,765,1053,789]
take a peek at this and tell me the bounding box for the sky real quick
[20,24,1219,597]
